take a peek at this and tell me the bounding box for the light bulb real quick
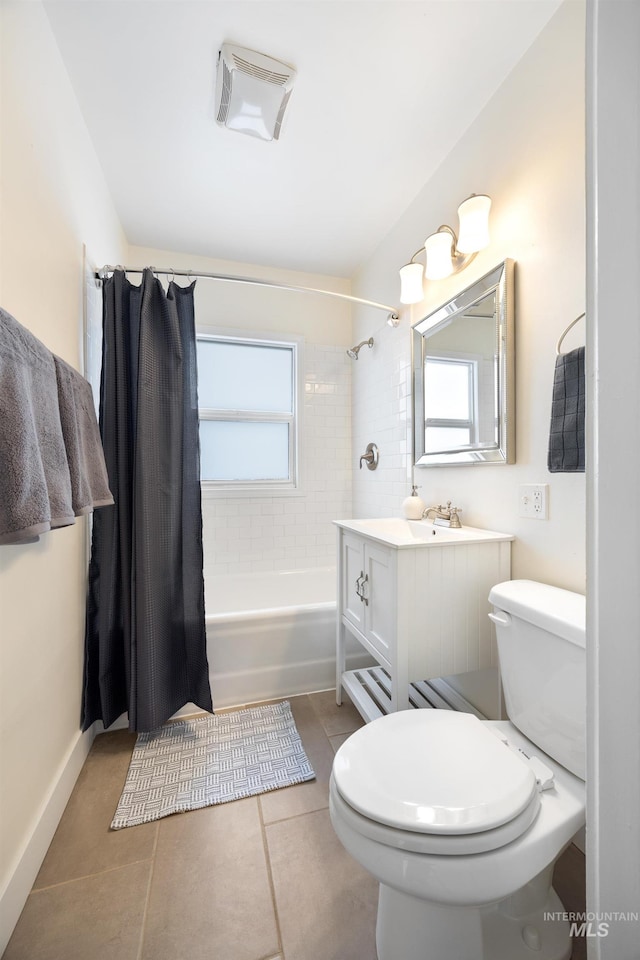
[399,262,424,304]
[425,231,454,280]
[457,194,491,253]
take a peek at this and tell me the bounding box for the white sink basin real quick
[334,517,514,548]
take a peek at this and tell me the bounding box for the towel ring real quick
[556,312,585,356]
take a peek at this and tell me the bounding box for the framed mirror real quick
[412,259,514,466]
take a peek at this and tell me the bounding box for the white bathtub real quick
[206,566,336,619]
[204,566,347,708]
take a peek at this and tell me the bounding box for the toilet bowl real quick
[330,580,586,960]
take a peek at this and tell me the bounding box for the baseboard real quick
[0,725,96,955]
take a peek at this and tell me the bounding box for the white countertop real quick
[334,517,514,548]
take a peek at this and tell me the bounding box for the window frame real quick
[196,328,303,497]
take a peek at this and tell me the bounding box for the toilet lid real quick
[333,711,538,835]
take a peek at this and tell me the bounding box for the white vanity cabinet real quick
[335,518,513,721]
[341,531,395,664]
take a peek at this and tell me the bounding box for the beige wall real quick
[352,0,586,593]
[0,2,126,947]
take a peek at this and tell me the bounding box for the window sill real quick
[201,483,305,499]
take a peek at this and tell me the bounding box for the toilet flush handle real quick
[488,610,512,627]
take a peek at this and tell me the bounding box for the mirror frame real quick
[411,259,515,467]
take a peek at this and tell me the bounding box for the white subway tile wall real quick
[352,319,413,519]
[202,344,352,576]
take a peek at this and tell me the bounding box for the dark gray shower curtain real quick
[82,268,213,732]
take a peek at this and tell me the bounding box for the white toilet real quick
[329,579,586,960]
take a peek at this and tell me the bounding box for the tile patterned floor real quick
[3,692,586,960]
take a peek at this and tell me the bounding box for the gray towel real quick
[548,345,585,473]
[0,308,75,544]
[53,356,114,515]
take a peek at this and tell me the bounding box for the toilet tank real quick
[488,580,586,780]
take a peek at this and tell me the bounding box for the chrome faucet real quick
[422,500,462,528]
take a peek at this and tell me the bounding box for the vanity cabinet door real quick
[341,531,366,633]
[340,532,395,661]
[362,541,395,661]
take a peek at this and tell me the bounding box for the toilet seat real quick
[330,774,541,855]
[333,711,540,854]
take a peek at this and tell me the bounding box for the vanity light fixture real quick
[398,194,492,304]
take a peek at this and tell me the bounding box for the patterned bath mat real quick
[111,700,315,829]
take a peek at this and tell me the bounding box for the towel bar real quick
[556,312,585,356]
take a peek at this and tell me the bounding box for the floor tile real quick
[7,696,588,960]
[4,860,150,960]
[141,797,279,960]
[329,731,358,753]
[34,730,157,888]
[266,807,378,960]
[307,689,366,738]
[259,695,336,823]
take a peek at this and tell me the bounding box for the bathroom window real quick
[424,355,477,453]
[196,334,300,492]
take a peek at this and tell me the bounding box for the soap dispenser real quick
[401,485,425,520]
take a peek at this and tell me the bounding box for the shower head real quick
[347,337,374,360]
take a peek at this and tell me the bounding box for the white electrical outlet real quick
[518,484,549,520]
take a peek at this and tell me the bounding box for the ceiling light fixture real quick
[215,43,297,142]
[398,194,492,304]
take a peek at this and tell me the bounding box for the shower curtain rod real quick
[96,265,401,325]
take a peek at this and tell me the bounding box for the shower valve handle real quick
[359,443,379,470]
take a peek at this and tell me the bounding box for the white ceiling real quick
[44,0,561,277]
